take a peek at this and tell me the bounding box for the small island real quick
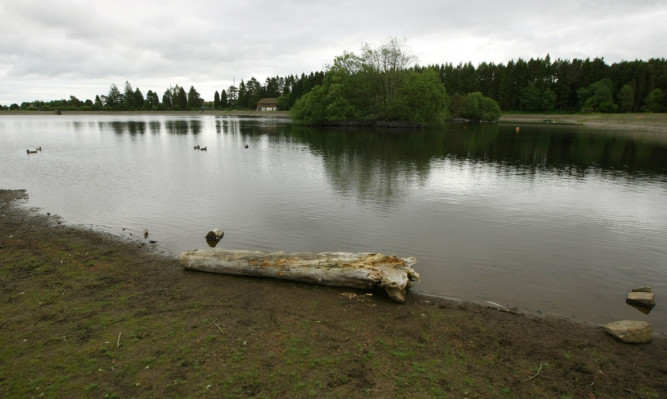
[290,39,500,126]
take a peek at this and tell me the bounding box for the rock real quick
[205,229,224,242]
[632,286,652,293]
[604,320,653,344]
[626,292,655,309]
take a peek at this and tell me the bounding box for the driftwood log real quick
[179,249,420,303]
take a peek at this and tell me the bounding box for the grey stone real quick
[604,320,653,344]
[205,229,224,242]
[632,286,652,293]
[626,292,655,309]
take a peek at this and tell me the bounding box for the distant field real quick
[499,112,667,134]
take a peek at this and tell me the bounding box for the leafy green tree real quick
[618,84,634,112]
[173,86,187,110]
[10,103,19,110]
[237,81,247,108]
[541,88,556,111]
[187,86,203,109]
[276,94,290,110]
[220,90,228,108]
[227,85,238,107]
[388,69,449,125]
[263,76,281,98]
[105,84,122,108]
[292,46,448,126]
[145,90,160,110]
[461,92,501,121]
[213,91,220,109]
[641,88,665,112]
[133,88,144,110]
[578,78,617,112]
[519,83,541,111]
[245,77,262,108]
[448,93,465,117]
[68,95,84,108]
[359,37,416,113]
[94,95,103,109]
[291,85,327,123]
[162,89,173,109]
[123,81,134,109]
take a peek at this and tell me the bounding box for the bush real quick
[641,88,665,113]
[460,92,501,121]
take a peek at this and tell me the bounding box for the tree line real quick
[2,54,665,114]
[427,56,667,113]
[1,73,325,112]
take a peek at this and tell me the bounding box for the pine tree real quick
[214,91,220,109]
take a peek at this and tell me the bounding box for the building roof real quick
[257,98,279,105]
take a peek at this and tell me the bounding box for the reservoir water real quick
[1,114,666,332]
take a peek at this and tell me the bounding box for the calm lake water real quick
[2,114,666,332]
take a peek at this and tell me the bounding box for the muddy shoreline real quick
[1,189,665,397]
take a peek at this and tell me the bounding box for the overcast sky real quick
[1,0,665,105]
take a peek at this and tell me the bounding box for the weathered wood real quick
[179,249,419,303]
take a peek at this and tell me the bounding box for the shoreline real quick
[1,189,665,397]
[0,109,291,118]
[498,112,667,135]
[3,110,667,133]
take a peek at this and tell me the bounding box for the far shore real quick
[2,110,666,135]
[0,109,291,118]
[498,112,667,134]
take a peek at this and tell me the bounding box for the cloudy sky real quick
[1,0,665,105]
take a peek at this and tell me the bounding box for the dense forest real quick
[2,54,666,115]
[428,56,667,113]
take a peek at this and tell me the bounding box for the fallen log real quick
[179,249,419,303]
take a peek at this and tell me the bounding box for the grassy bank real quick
[1,190,665,398]
[499,112,667,134]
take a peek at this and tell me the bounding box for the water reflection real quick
[288,125,433,206]
[189,120,202,135]
[164,120,189,135]
[284,123,667,207]
[149,121,161,134]
[58,117,667,184]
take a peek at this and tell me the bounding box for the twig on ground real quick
[521,362,546,383]
[117,332,122,348]
[212,320,224,334]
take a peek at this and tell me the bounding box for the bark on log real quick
[179,249,419,303]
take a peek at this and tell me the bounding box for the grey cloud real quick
[1,0,666,104]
